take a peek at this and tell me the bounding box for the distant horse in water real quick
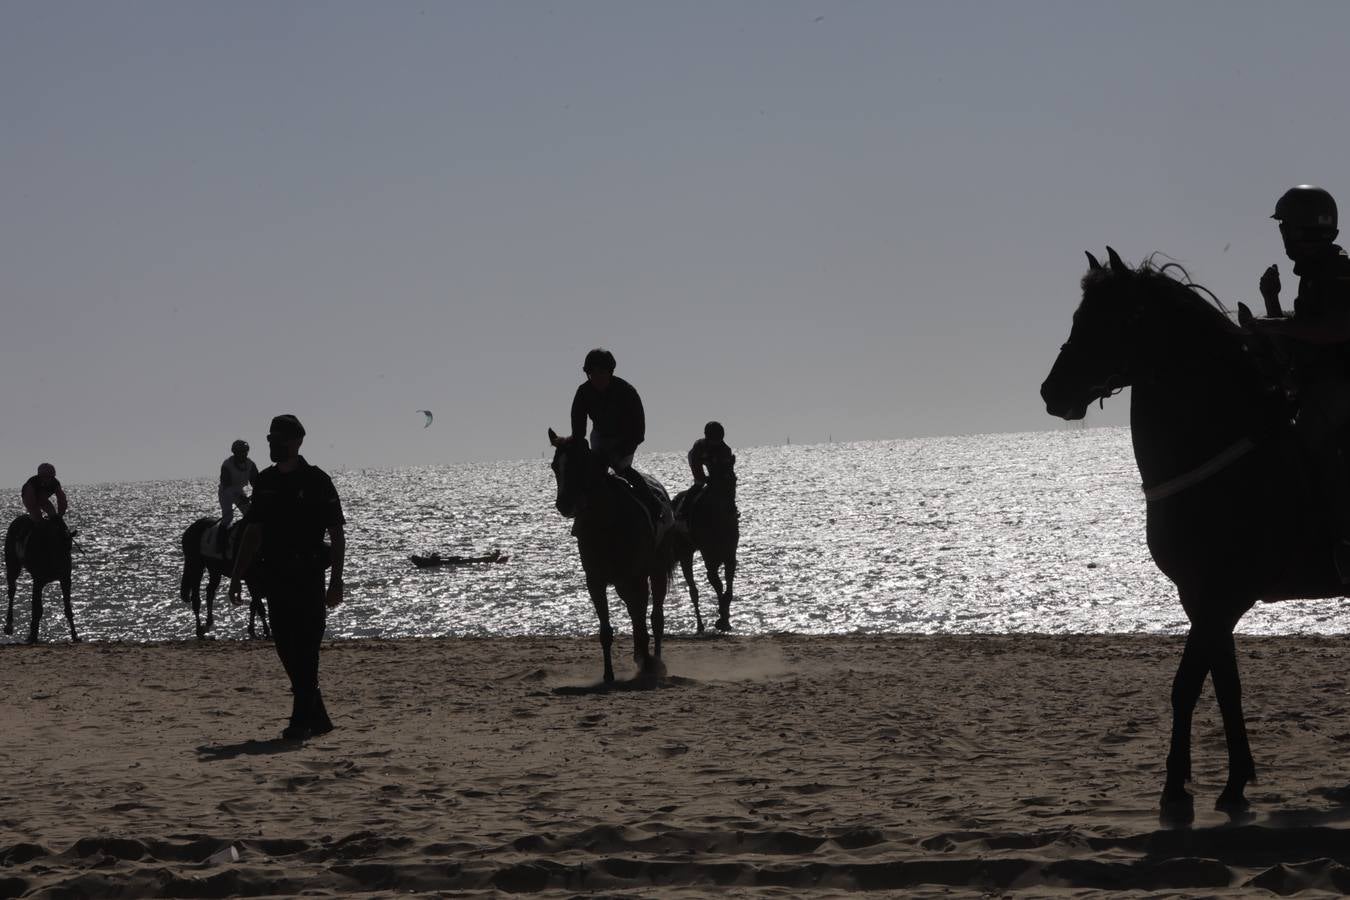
[549,428,676,683]
[672,477,739,633]
[181,518,269,641]
[4,516,79,643]
[1041,246,1347,823]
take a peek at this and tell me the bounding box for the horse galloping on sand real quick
[549,428,675,683]
[181,517,269,641]
[4,516,79,643]
[1041,246,1346,823]
[672,477,739,633]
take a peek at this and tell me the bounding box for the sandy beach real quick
[5,633,1350,897]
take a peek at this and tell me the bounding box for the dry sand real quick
[5,633,1350,897]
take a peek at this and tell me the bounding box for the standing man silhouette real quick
[230,414,346,740]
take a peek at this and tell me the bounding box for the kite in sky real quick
[416,410,433,428]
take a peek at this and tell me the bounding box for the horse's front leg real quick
[1162,627,1209,823]
[28,582,43,644]
[650,569,667,663]
[587,574,616,683]
[717,555,736,632]
[707,557,730,632]
[251,589,271,640]
[1210,627,1256,816]
[679,552,703,634]
[619,577,652,675]
[60,575,78,643]
[4,579,14,636]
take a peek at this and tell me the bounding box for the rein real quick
[1141,437,1255,503]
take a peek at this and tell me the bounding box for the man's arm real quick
[1253,309,1350,344]
[227,524,263,605]
[570,385,589,440]
[326,524,346,608]
[54,486,68,516]
[248,462,260,489]
[688,443,705,483]
[219,463,231,490]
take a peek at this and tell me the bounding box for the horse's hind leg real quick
[4,549,16,637]
[60,576,78,643]
[620,578,653,676]
[717,555,736,631]
[680,553,703,634]
[252,593,271,640]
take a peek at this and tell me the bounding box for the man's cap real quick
[268,414,306,440]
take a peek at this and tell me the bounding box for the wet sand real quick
[5,633,1350,897]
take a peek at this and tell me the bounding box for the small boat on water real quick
[409,549,509,569]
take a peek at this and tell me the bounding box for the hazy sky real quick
[5,1,1350,484]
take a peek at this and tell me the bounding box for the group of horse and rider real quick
[1041,184,1350,822]
[6,352,739,735]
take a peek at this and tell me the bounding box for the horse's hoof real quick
[714,618,730,632]
[1159,788,1195,826]
[695,622,705,634]
[2,625,11,636]
[1216,789,1252,818]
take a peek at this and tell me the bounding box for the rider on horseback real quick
[570,348,664,528]
[21,463,67,525]
[218,439,260,553]
[1246,185,1350,578]
[680,421,737,520]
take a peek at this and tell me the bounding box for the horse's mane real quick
[1081,253,1242,337]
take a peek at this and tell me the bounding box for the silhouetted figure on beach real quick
[5,520,77,644]
[21,463,67,524]
[1043,245,1350,823]
[673,422,739,632]
[570,348,666,533]
[1242,186,1350,578]
[217,439,259,553]
[549,427,674,683]
[230,415,345,740]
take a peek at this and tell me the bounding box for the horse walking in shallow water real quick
[181,517,269,641]
[4,516,78,643]
[1041,246,1349,823]
[549,428,675,683]
[672,478,739,633]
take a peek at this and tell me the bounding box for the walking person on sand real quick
[229,414,346,740]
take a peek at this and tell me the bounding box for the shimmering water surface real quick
[8,428,1349,642]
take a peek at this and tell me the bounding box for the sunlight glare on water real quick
[6,428,1344,642]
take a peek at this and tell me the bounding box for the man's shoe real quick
[281,723,312,741]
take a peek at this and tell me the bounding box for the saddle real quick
[200,522,241,562]
[618,470,674,544]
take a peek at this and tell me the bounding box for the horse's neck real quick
[1130,359,1255,486]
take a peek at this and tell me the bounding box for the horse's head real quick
[548,428,603,518]
[1041,248,1148,419]
[1041,247,1239,420]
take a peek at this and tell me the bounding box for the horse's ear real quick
[1106,246,1127,273]
[1085,251,1102,271]
[548,428,559,445]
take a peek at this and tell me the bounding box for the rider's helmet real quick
[1273,185,1338,231]
[704,421,725,441]
[230,439,249,455]
[36,463,56,479]
[583,348,617,374]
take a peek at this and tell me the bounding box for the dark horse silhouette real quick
[181,518,269,641]
[4,517,79,643]
[549,428,675,683]
[1041,246,1348,823]
[672,478,739,633]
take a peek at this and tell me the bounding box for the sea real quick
[7,427,1349,643]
